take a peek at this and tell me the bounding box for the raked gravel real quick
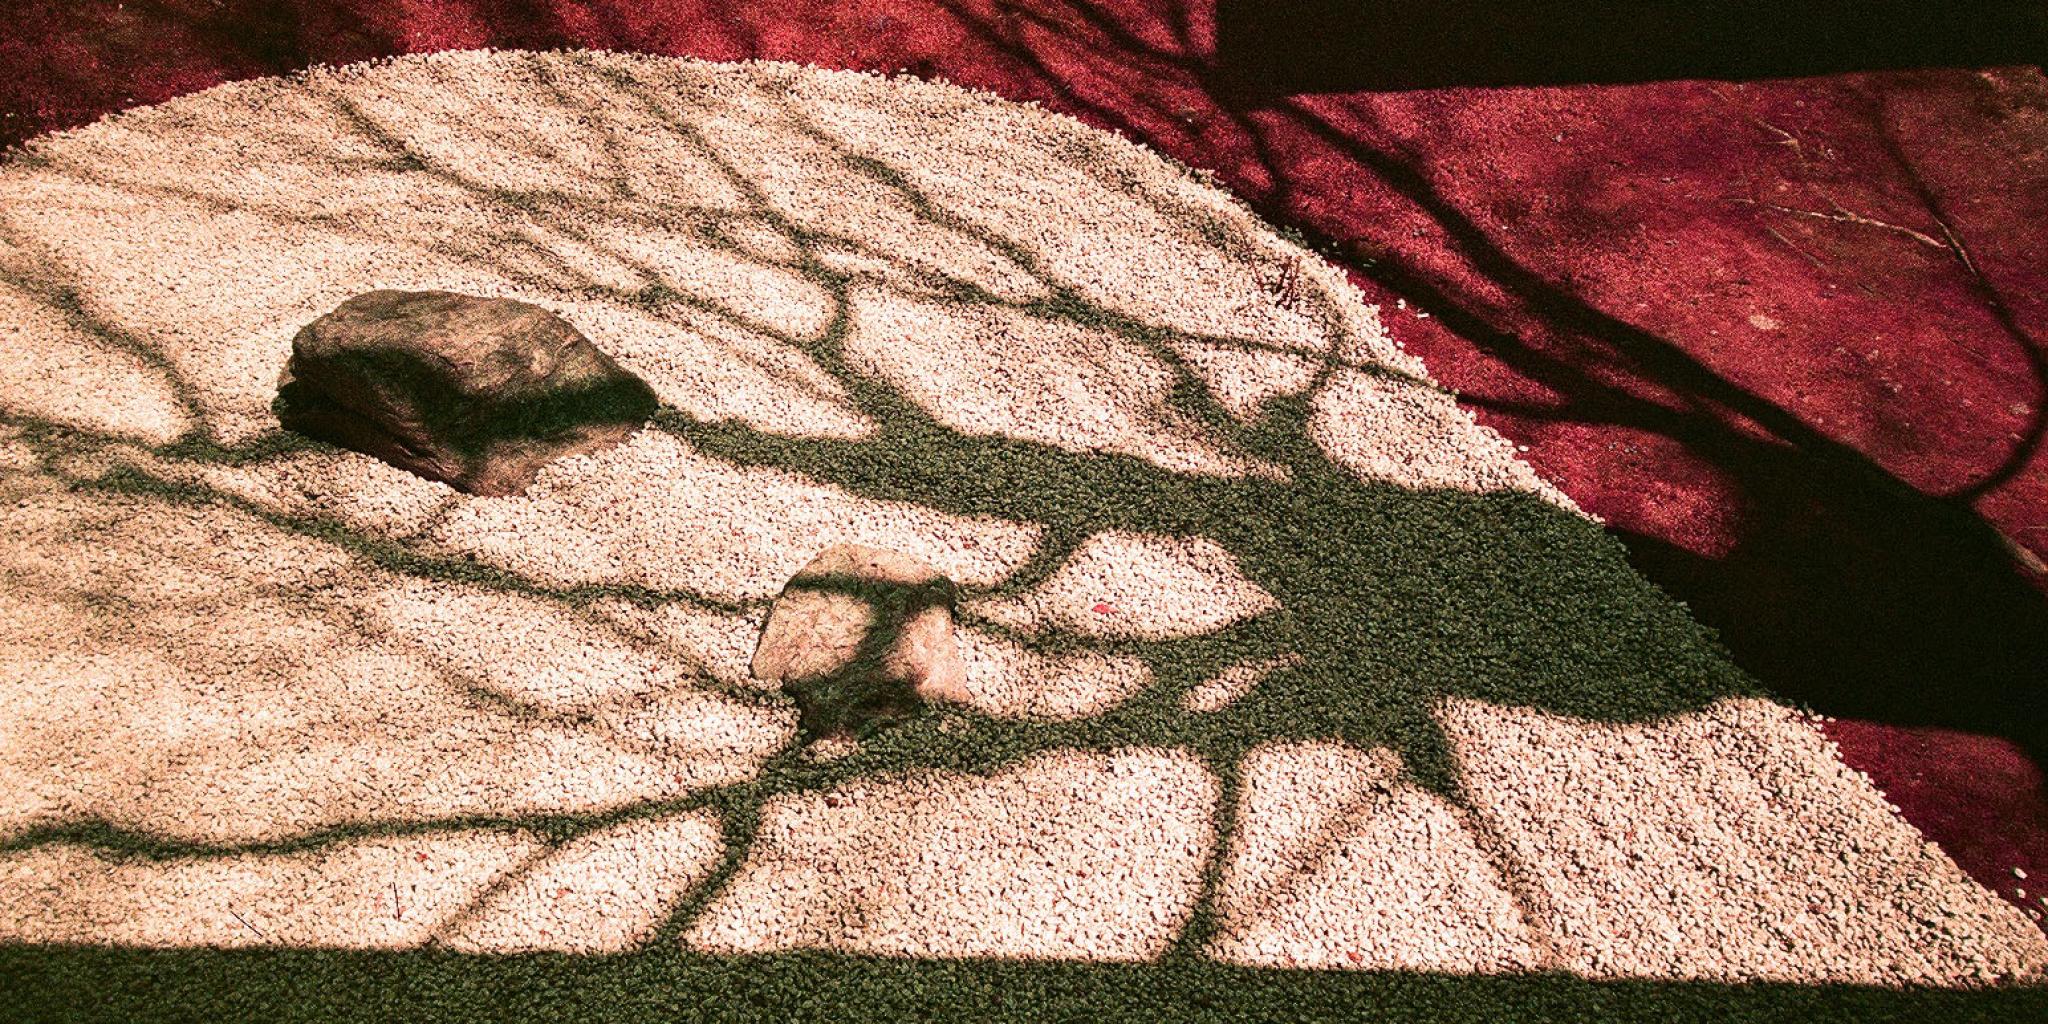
[0,50,2042,986]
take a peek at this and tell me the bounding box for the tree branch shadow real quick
[1,47,1959,966]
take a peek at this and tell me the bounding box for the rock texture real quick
[274,289,658,495]
[753,545,969,736]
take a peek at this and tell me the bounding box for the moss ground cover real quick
[6,945,2048,1024]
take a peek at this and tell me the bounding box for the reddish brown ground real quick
[4,1,2043,925]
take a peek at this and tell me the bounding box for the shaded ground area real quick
[1216,1,2048,90]
[2,0,2044,917]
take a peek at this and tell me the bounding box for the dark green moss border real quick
[3,946,2042,1024]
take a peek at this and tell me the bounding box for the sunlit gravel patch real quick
[1441,698,2048,984]
[684,748,1216,961]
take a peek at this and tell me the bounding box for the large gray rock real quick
[275,289,658,496]
[752,545,970,737]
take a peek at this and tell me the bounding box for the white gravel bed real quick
[0,50,2040,986]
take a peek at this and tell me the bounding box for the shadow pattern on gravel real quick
[0,51,2029,1011]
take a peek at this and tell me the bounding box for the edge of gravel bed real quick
[4,946,2045,1024]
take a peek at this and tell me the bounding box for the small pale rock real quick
[275,289,658,495]
[752,544,967,736]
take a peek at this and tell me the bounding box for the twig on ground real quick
[1733,197,1947,251]
[1760,224,1828,270]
